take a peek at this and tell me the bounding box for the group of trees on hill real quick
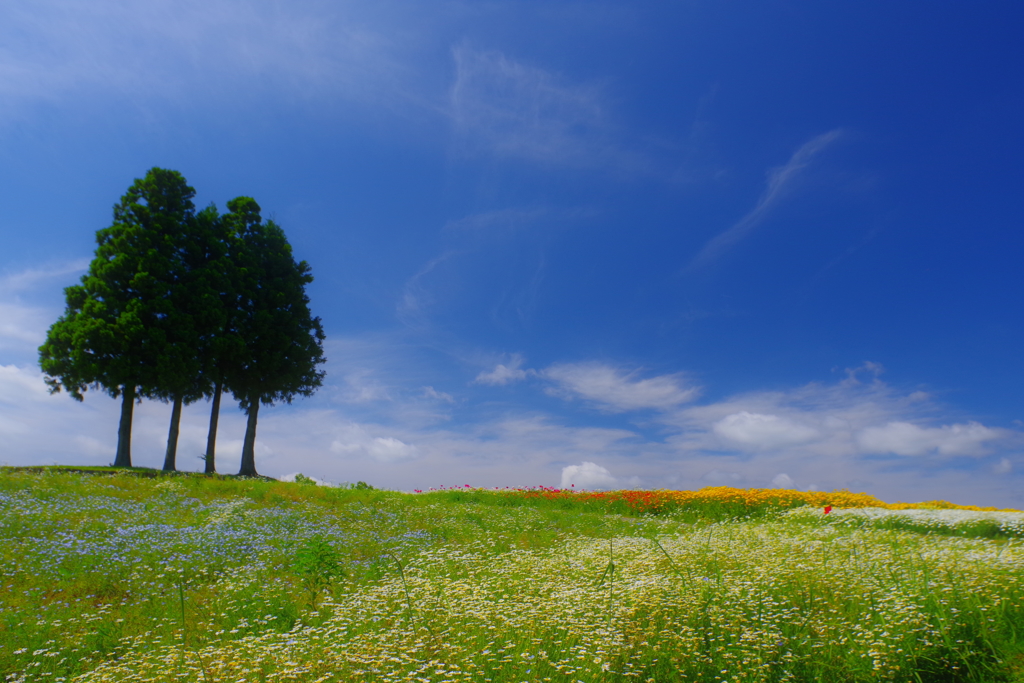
[38,168,326,476]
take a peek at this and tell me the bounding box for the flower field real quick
[2,469,1024,682]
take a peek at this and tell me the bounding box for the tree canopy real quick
[39,169,325,475]
[40,168,200,466]
[224,197,326,476]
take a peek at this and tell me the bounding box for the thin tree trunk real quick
[113,386,135,468]
[162,394,183,471]
[204,381,222,474]
[239,398,260,477]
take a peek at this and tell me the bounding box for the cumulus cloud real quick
[330,424,419,462]
[544,362,698,412]
[713,411,819,450]
[560,461,617,490]
[474,354,532,386]
[994,458,1013,475]
[668,367,1012,463]
[856,421,1002,457]
[771,473,795,488]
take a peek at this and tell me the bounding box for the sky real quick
[1,1,1023,506]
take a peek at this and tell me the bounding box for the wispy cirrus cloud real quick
[0,260,88,354]
[449,46,647,172]
[688,129,844,269]
[0,259,89,295]
[0,0,431,126]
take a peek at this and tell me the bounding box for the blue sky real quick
[2,1,1023,506]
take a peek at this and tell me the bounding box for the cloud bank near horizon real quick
[1,259,1019,507]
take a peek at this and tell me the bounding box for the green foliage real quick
[39,168,199,404]
[37,172,325,475]
[293,473,317,485]
[294,536,346,609]
[222,197,326,475]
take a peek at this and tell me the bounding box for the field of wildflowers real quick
[2,468,1023,682]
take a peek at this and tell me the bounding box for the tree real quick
[197,203,249,474]
[40,168,198,467]
[224,197,326,477]
[154,204,227,471]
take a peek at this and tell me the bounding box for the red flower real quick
[824,505,832,514]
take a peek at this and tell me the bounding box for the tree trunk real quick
[113,386,135,468]
[204,382,222,474]
[239,398,260,477]
[162,394,183,471]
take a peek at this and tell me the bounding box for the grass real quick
[1,468,1023,682]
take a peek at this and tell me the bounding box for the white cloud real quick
[856,421,1002,457]
[713,411,819,450]
[422,386,454,403]
[0,260,91,357]
[396,251,458,327]
[771,473,795,488]
[368,437,418,462]
[1,256,1021,507]
[544,362,698,412]
[668,369,995,461]
[339,370,392,404]
[474,354,531,386]
[0,260,89,295]
[0,364,53,405]
[0,303,50,349]
[560,461,617,490]
[0,0,433,128]
[689,129,843,268]
[449,46,643,172]
[330,423,419,463]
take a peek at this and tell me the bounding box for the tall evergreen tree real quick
[155,204,228,471]
[198,203,247,474]
[224,197,326,477]
[40,168,198,467]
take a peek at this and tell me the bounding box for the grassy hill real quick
[2,468,1023,682]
